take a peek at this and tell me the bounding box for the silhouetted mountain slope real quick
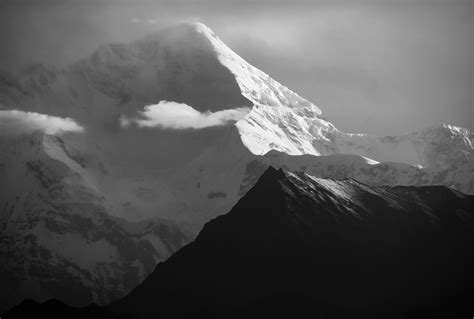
[112,167,474,318]
[4,299,125,319]
[6,167,474,318]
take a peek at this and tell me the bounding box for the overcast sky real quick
[0,0,472,135]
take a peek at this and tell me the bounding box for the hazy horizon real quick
[0,0,472,135]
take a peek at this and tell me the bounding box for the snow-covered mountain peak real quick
[195,22,322,115]
[1,21,471,174]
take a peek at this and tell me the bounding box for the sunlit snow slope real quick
[195,23,473,172]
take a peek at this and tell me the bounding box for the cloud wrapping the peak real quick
[0,110,84,135]
[122,101,250,130]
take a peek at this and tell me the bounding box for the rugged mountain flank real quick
[0,132,192,312]
[5,167,474,318]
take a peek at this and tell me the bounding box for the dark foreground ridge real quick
[4,167,474,318]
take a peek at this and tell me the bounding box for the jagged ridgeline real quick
[0,21,473,313]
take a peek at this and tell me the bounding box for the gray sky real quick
[0,0,472,135]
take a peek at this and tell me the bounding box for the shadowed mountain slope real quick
[6,167,474,318]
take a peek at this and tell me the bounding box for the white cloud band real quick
[122,101,250,130]
[0,110,84,135]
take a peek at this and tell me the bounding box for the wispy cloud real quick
[130,17,160,25]
[0,110,84,135]
[122,101,250,130]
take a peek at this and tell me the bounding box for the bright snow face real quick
[195,22,473,170]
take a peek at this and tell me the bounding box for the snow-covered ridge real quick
[236,101,473,170]
[194,22,472,170]
[196,23,321,115]
[0,21,471,209]
[0,21,470,193]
